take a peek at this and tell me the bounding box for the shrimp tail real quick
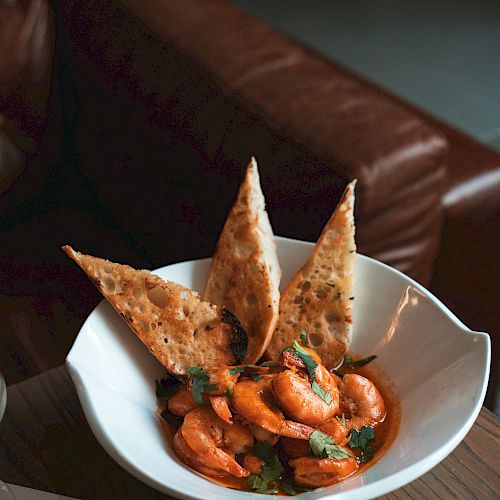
[210,395,233,424]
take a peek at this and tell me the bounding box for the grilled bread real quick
[203,157,281,364]
[62,245,247,374]
[266,180,357,368]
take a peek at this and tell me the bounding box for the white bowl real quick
[66,236,490,499]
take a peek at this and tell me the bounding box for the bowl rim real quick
[66,235,491,499]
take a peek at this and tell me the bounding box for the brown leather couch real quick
[1,0,498,410]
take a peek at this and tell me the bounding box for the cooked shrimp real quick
[180,407,253,478]
[168,386,197,416]
[289,454,358,487]
[242,452,264,475]
[280,437,311,458]
[272,365,339,425]
[319,418,349,446]
[210,395,233,424]
[232,377,314,439]
[204,366,241,395]
[340,374,385,430]
[173,430,226,477]
[245,422,280,445]
[282,345,321,369]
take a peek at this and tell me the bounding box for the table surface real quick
[0,366,498,499]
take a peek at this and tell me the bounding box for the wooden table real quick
[0,366,498,499]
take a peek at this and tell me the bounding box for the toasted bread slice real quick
[62,246,247,374]
[203,157,281,364]
[266,180,357,368]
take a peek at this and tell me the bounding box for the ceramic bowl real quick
[66,236,490,499]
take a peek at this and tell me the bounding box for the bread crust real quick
[203,158,281,364]
[266,180,356,368]
[62,246,247,374]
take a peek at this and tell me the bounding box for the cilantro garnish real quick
[299,330,309,346]
[250,374,263,382]
[344,354,377,369]
[226,387,233,397]
[246,442,284,494]
[290,341,332,404]
[155,376,182,400]
[228,366,244,375]
[310,430,354,460]
[348,426,375,448]
[186,366,217,405]
[281,477,310,496]
[348,426,376,463]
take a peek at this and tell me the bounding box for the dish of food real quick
[64,159,489,497]
[66,236,490,499]
[157,341,399,494]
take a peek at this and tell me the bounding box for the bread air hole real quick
[103,277,116,293]
[309,333,324,346]
[147,286,169,308]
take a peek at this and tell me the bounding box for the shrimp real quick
[173,430,226,477]
[280,437,311,458]
[282,345,321,370]
[232,377,314,439]
[168,386,197,416]
[242,452,264,475]
[245,422,280,445]
[319,418,349,446]
[203,365,241,395]
[180,407,253,478]
[289,454,358,487]
[272,365,339,425]
[339,374,385,430]
[210,395,233,424]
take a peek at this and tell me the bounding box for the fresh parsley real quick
[299,330,309,346]
[155,376,182,400]
[281,476,310,496]
[348,426,375,448]
[344,355,377,369]
[309,430,354,460]
[290,341,332,404]
[228,366,244,375]
[348,426,376,463]
[246,442,284,494]
[186,366,217,405]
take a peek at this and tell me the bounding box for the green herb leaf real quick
[310,430,354,460]
[228,366,244,375]
[336,413,346,427]
[226,387,233,397]
[290,341,333,404]
[187,366,216,405]
[311,381,332,404]
[348,426,375,449]
[281,477,310,496]
[300,330,309,346]
[246,442,284,494]
[260,360,282,369]
[250,374,263,382]
[344,354,377,369]
[155,376,182,400]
